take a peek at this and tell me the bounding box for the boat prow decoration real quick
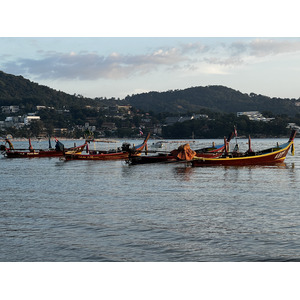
[132,132,150,154]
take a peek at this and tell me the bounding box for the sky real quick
[1,1,300,101]
[2,36,300,100]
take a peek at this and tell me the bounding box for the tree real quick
[29,120,44,137]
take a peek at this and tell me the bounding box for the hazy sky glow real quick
[1,37,300,99]
[1,0,300,101]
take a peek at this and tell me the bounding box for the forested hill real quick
[0,71,82,107]
[125,86,300,116]
[0,71,121,109]
[1,70,300,117]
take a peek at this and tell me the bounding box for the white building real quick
[24,115,40,125]
[237,111,274,122]
[1,105,20,113]
[286,123,300,131]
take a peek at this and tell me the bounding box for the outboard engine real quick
[121,142,131,152]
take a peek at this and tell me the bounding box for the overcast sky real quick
[1,1,300,100]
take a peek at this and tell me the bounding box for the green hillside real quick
[125,86,300,116]
[1,70,300,116]
[1,70,300,139]
[0,70,96,109]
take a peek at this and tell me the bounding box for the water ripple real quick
[1,138,300,261]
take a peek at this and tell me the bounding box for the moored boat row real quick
[127,131,234,165]
[1,130,297,166]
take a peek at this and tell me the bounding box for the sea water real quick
[1,138,300,261]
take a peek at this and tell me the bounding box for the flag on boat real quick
[234,126,238,137]
[139,127,143,136]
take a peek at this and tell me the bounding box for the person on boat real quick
[232,143,241,157]
[245,135,255,156]
[233,143,239,153]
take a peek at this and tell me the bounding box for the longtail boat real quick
[1,138,87,158]
[63,133,150,161]
[191,130,297,167]
[127,132,234,165]
[194,131,234,157]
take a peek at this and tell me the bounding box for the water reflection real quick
[173,164,194,181]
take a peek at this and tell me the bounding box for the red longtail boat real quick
[63,133,150,161]
[1,138,87,158]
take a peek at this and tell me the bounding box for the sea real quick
[1,136,300,263]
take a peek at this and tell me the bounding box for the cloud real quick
[199,38,300,70]
[0,41,210,80]
[179,42,210,54]
[204,56,244,66]
[3,38,300,81]
[2,47,187,81]
[228,38,300,60]
[248,39,300,56]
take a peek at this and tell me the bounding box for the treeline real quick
[162,112,298,139]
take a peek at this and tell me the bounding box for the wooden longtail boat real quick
[194,131,234,157]
[1,138,87,158]
[63,133,150,161]
[191,130,297,167]
[127,132,234,165]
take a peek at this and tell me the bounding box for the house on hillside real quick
[101,122,117,130]
[24,115,41,125]
[286,123,300,131]
[237,111,274,122]
[117,105,132,114]
[165,114,208,126]
[1,105,20,113]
